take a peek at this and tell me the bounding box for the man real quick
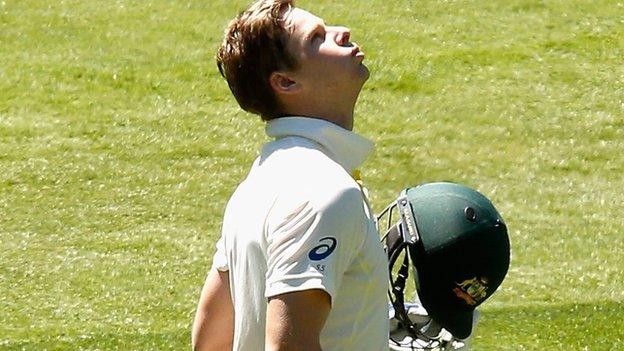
[191,1,388,351]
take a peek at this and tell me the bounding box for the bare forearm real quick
[192,312,233,351]
[266,323,323,351]
[265,289,330,351]
[191,269,234,351]
[266,340,323,351]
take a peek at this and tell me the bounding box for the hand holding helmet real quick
[379,182,511,350]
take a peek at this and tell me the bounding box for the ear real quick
[269,71,300,95]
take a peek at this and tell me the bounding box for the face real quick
[283,8,370,96]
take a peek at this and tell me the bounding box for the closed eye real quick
[304,22,326,47]
[312,31,326,43]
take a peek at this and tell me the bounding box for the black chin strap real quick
[388,245,459,351]
[390,247,420,337]
[382,199,458,350]
[388,238,434,343]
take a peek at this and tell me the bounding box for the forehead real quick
[283,7,324,38]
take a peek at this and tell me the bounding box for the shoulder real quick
[267,178,365,235]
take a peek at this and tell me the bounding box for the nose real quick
[332,26,351,46]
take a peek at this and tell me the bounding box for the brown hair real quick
[217,0,297,120]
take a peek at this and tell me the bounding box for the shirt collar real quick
[265,116,374,173]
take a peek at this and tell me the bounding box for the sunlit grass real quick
[1,0,623,349]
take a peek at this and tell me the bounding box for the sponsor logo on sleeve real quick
[308,237,337,261]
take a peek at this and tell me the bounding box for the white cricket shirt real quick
[212,116,388,351]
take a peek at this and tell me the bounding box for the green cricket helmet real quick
[380,182,510,341]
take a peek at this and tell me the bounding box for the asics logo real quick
[308,237,337,261]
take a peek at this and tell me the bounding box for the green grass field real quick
[1,0,623,349]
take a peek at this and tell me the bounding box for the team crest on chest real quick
[453,277,489,305]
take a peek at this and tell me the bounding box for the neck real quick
[287,109,354,130]
[280,94,359,131]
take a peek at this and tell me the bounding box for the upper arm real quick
[265,187,365,301]
[192,268,234,351]
[265,289,331,351]
[263,183,364,350]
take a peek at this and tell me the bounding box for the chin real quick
[359,63,370,81]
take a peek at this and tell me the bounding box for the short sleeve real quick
[211,236,229,272]
[264,187,365,302]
